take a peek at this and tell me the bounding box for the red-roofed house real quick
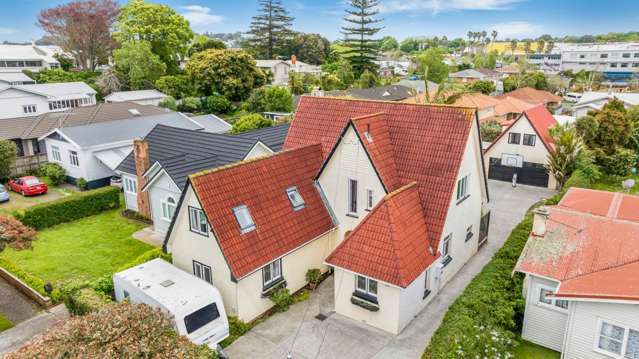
[165,96,490,333]
[483,104,558,188]
[514,188,639,357]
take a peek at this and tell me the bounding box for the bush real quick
[155,74,195,99]
[246,87,293,113]
[0,257,61,301]
[596,147,637,176]
[178,97,202,113]
[203,93,233,114]
[158,96,178,111]
[38,163,66,185]
[0,215,37,252]
[270,288,293,312]
[480,120,503,142]
[0,140,17,181]
[5,303,218,358]
[61,285,112,316]
[14,186,120,230]
[76,177,88,191]
[219,316,253,348]
[230,113,274,134]
[467,80,496,95]
[305,268,321,287]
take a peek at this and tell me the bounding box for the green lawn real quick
[0,209,151,284]
[589,174,639,195]
[513,340,560,359]
[0,313,13,332]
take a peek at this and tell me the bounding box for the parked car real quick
[110,175,122,189]
[8,176,48,196]
[563,92,582,103]
[0,184,9,203]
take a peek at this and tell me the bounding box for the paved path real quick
[0,305,69,356]
[0,276,38,325]
[225,180,555,359]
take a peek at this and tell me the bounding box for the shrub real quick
[38,163,66,185]
[467,80,496,95]
[203,93,233,114]
[61,285,112,316]
[230,113,274,134]
[155,74,195,99]
[219,316,254,348]
[246,86,293,113]
[178,96,202,113]
[596,147,637,176]
[158,96,178,111]
[305,268,321,287]
[270,288,293,312]
[0,140,17,181]
[14,186,120,230]
[5,303,218,358]
[0,215,37,252]
[0,257,61,301]
[480,120,503,142]
[76,177,88,191]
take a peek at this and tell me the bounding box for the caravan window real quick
[184,303,220,334]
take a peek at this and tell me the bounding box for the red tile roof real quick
[285,96,477,245]
[499,87,562,105]
[515,188,639,301]
[485,104,557,152]
[189,144,335,279]
[325,183,439,287]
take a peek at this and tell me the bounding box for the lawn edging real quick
[0,257,58,304]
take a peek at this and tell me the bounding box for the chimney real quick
[133,139,151,218]
[291,54,297,65]
[532,206,550,237]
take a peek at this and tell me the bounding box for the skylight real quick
[286,186,305,211]
[233,204,256,233]
[364,131,373,143]
[160,279,175,287]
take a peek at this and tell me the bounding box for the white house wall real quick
[0,89,49,119]
[121,173,138,211]
[398,266,437,332]
[562,301,639,359]
[245,142,274,159]
[521,275,568,352]
[147,172,181,236]
[44,138,86,180]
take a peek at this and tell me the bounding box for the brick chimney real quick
[133,139,151,218]
[532,206,550,237]
[291,54,297,65]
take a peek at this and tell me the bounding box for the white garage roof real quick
[94,146,133,171]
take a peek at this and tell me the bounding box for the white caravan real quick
[113,258,229,348]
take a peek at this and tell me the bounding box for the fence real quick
[10,154,48,176]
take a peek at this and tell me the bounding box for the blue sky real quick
[2,0,639,43]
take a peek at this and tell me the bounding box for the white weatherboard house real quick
[0,44,65,72]
[165,97,490,333]
[0,82,96,119]
[105,90,169,106]
[0,72,36,86]
[40,113,203,189]
[484,104,558,189]
[572,91,639,118]
[515,188,639,359]
[256,58,321,85]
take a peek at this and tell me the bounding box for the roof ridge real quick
[564,257,639,282]
[384,182,417,200]
[299,94,478,111]
[351,112,386,121]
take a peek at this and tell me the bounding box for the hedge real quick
[62,286,112,316]
[14,186,120,230]
[0,257,62,302]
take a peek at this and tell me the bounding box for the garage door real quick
[488,157,549,187]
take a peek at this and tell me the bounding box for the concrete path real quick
[0,276,38,325]
[225,180,554,359]
[133,226,164,247]
[0,305,69,356]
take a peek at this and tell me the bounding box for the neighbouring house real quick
[572,91,639,118]
[483,104,558,188]
[0,43,66,72]
[39,113,203,188]
[498,87,562,109]
[115,123,289,235]
[105,90,169,106]
[256,57,322,86]
[375,57,413,76]
[321,85,415,102]
[449,68,504,84]
[0,72,36,85]
[494,95,536,125]
[496,63,521,75]
[188,114,232,133]
[394,79,439,95]
[454,93,500,122]
[165,96,490,333]
[514,188,639,358]
[0,82,96,119]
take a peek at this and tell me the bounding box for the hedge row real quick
[14,186,120,230]
[0,257,62,302]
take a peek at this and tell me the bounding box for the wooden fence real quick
[10,154,48,176]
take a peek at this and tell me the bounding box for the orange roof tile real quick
[499,87,561,105]
[494,96,535,117]
[325,183,438,287]
[454,92,500,110]
[189,144,335,279]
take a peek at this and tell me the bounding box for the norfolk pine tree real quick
[341,0,383,75]
[246,0,294,59]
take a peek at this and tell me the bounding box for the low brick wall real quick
[0,267,51,308]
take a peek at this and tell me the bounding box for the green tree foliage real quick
[473,50,498,69]
[341,0,383,75]
[503,72,548,92]
[546,124,584,190]
[39,163,66,185]
[288,71,305,95]
[467,80,496,95]
[0,140,17,181]
[321,73,343,91]
[185,49,265,101]
[203,94,233,114]
[247,87,293,113]
[53,53,74,71]
[158,96,177,111]
[415,47,449,84]
[379,36,399,52]
[113,41,166,90]
[399,38,422,53]
[246,0,294,59]
[115,0,194,73]
[283,33,331,65]
[357,70,378,89]
[188,38,226,57]
[231,113,275,134]
[479,120,502,142]
[36,68,98,83]
[177,97,202,113]
[155,75,195,99]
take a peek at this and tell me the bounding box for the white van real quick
[113,258,229,348]
[564,92,582,103]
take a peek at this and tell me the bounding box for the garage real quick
[488,157,549,187]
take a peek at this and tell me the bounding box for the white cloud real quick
[488,21,542,38]
[379,0,523,14]
[181,5,224,28]
[0,27,17,35]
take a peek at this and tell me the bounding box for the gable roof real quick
[394,79,439,94]
[499,87,561,105]
[285,96,478,246]
[454,93,500,110]
[116,125,263,189]
[494,95,536,117]
[573,92,639,109]
[4,82,96,99]
[105,90,168,102]
[325,183,438,287]
[515,188,639,302]
[324,85,414,102]
[485,104,557,152]
[188,144,335,279]
[189,114,232,134]
[235,123,290,151]
[0,72,34,84]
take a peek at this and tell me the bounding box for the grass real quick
[0,209,151,285]
[589,173,639,194]
[0,313,13,332]
[0,178,78,215]
[513,340,561,359]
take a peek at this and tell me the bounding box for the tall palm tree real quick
[523,40,532,55]
[546,124,583,190]
[546,40,555,54]
[537,39,545,54]
[510,39,518,56]
[491,30,498,42]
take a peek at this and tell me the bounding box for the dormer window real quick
[286,187,305,211]
[233,205,256,233]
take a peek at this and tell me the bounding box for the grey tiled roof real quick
[235,123,290,151]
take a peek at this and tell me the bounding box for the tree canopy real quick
[247,86,293,113]
[231,113,275,134]
[341,0,383,75]
[414,47,449,84]
[283,33,331,65]
[245,0,294,59]
[113,41,166,90]
[188,38,226,57]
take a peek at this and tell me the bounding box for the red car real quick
[8,176,48,196]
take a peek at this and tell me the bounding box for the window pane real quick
[349,179,358,213]
[368,279,377,295]
[264,265,271,283]
[539,288,552,305]
[555,299,568,310]
[599,336,623,354]
[626,329,639,359]
[602,322,625,341]
[356,276,367,291]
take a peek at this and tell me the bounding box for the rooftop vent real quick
[128,108,141,116]
[160,279,175,288]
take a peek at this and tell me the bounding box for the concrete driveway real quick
[225,180,555,359]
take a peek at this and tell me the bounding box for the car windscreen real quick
[24,178,40,186]
[0,185,5,192]
[184,303,220,334]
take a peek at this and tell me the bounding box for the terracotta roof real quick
[285,96,477,246]
[189,144,335,279]
[325,183,438,287]
[454,92,500,110]
[493,96,535,117]
[499,87,561,105]
[485,104,557,152]
[515,188,639,302]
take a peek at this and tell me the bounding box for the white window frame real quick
[51,145,61,162]
[442,234,452,258]
[348,178,358,215]
[161,196,177,221]
[192,260,212,284]
[508,132,521,144]
[68,150,79,167]
[355,275,378,299]
[262,259,282,288]
[456,175,469,202]
[465,225,473,242]
[423,268,431,299]
[536,284,569,312]
[188,206,209,236]
[286,186,305,211]
[123,177,137,194]
[23,104,37,114]
[366,189,374,210]
[594,318,639,359]
[522,133,537,146]
[233,204,256,233]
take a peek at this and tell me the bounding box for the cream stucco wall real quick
[147,172,181,236]
[245,141,274,159]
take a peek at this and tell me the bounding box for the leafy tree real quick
[247,86,293,113]
[37,68,84,83]
[467,80,496,95]
[503,72,548,92]
[341,0,383,75]
[53,53,74,71]
[185,49,266,101]
[231,113,274,134]
[203,94,233,114]
[480,120,502,142]
[321,73,343,91]
[415,47,449,84]
[0,140,17,181]
[95,68,122,95]
[546,124,583,190]
[283,33,331,65]
[39,163,66,185]
[158,96,177,111]
[188,38,226,57]
[379,36,399,52]
[115,0,194,73]
[473,50,498,69]
[155,75,196,99]
[288,71,305,95]
[357,70,378,89]
[38,0,118,71]
[177,97,202,113]
[113,41,166,90]
[246,0,294,59]
[400,38,422,53]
